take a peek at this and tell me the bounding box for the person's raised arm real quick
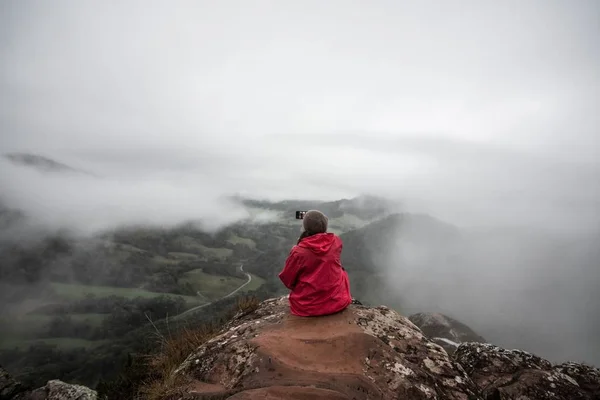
[278,247,302,290]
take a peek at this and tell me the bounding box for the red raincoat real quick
[278,233,352,317]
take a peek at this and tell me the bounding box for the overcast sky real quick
[1,0,599,233]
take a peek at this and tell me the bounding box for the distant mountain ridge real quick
[3,153,97,176]
[340,212,461,273]
[237,194,400,226]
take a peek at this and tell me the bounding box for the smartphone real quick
[295,211,308,219]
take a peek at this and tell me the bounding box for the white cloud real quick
[0,0,598,234]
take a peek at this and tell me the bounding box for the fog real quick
[381,219,600,365]
[1,1,599,365]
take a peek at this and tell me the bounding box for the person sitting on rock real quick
[278,209,353,317]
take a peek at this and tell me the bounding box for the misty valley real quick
[2,2,599,397]
[2,189,599,394]
[0,192,402,388]
[1,152,599,396]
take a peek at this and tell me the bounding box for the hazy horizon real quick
[2,0,599,235]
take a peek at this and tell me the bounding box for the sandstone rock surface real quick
[176,296,481,399]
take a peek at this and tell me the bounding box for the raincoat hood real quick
[297,232,340,255]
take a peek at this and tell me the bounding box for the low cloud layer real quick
[1,0,599,366]
[1,0,598,235]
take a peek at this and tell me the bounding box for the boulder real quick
[175,296,482,399]
[26,380,97,400]
[454,342,600,399]
[0,366,96,400]
[554,362,600,398]
[409,312,486,354]
[1,367,26,400]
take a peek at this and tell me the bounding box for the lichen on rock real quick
[28,380,97,400]
[454,342,600,399]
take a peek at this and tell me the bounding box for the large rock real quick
[26,380,97,400]
[454,342,600,399]
[555,362,600,396]
[409,312,486,354]
[0,366,96,400]
[175,296,481,399]
[1,367,26,400]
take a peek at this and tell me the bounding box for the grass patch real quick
[227,235,256,249]
[235,295,260,316]
[178,269,245,300]
[137,326,216,399]
[102,296,260,400]
[49,282,201,305]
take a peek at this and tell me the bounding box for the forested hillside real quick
[0,197,393,388]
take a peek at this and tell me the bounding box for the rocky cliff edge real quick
[172,296,600,399]
[2,296,599,400]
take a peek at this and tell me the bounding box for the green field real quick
[1,314,109,346]
[241,273,266,293]
[1,315,51,339]
[196,245,233,260]
[67,313,106,326]
[152,255,179,265]
[179,269,246,300]
[114,243,148,253]
[12,313,105,328]
[49,282,201,304]
[170,236,233,260]
[227,234,256,249]
[167,252,199,260]
[0,337,107,350]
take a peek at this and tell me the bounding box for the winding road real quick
[174,264,252,319]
